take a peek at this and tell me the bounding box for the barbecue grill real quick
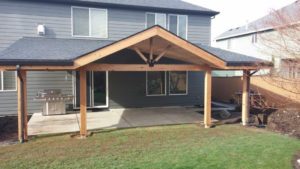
[35,89,73,116]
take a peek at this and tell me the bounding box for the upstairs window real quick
[146,13,166,28]
[252,33,258,43]
[0,71,17,91]
[72,7,107,38]
[168,15,188,39]
[227,39,232,49]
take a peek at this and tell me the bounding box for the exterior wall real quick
[0,0,211,115]
[0,71,73,115]
[109,71,204,108]
[214,32,273,77]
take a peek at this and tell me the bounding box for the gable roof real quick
[216,1,300,40]
[0,26,268,69]
[46,0,219,15]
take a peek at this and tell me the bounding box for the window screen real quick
[3,71,16,91]
[73,8,89,36]
[169,71,187,95]
[147,72,166,95]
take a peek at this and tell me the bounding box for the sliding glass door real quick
[74,71,108,108]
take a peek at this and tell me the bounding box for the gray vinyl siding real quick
[188,15,211,45]
[26,71,73,113]
[0,0,211,115]
[109,71,204,108]
[0,71,73,115]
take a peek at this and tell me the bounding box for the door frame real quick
[72,71,109,109]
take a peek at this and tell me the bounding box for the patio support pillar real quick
[204,69,212,128]
[17,70,28,142]
[80,69,87,136]
[242,70,250,126]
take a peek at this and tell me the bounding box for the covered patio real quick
[28,107,210,135]
[0,26,270,142]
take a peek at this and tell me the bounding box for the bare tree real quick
[246,2,300,109]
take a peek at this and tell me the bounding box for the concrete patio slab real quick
[28,107,208,135]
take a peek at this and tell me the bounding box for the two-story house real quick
[215,1,300,78]
[0,0,268,140]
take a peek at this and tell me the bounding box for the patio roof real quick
[0,26,271,71]
[9,26,261,141]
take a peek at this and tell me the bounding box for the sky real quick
[183,0,296,40]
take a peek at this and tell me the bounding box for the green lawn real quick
[0,124,299,169]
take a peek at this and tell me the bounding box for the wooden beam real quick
[0,66,75,71]
[134,47,148,63]
[80,69,87,136]
[221,65,271,70]
[74,27,158,68]
[204,70,212,128]
[82,64,209,71]
[154,45,171,62]
[242,70,250,126]
[149,38,153,60]
[156,28,227,68]
[17,70,27,141]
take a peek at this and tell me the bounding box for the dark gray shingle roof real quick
[53,0,218,15]
[216,1,300,40]
[0,37,115,65]
[195,43,265,66]
[0,36,266,66]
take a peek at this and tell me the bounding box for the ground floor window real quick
[146,71,166,96]
[169,71,188,95]
[0,71,17,91]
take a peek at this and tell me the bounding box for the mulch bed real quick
[0,115,31,145]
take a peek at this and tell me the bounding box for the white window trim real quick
[169,71,188,96]
[167,14,188,39]
[145,12,167,28]
[146,71,167,96]
[0,71,17,92]
[71,6,108,39]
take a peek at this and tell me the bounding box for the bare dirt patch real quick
[0,115,31,145]
[266,109,300,139]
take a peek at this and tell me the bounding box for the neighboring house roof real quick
[43,0,219,15]
[216,1,300,41]
[0,32,266,67]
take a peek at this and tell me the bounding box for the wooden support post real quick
[17,70,27,141]
[149,38,153,60]
[154,45,172,62]
[204,70,212,128]
[80,69,87,136]
[134,47,148,63]
[242,70,250,126]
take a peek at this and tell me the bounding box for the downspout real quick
[16,65,24,143]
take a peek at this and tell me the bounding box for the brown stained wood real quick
[134,47,148,63]
[242,70,250,126]
[17,70,27,141]
[156,28,227,68]
[80,70,87,136]
[204,70,212,128]
[149,38,153,60]
[0,66,75,71]
[74,27,158,68]
[82,64,209,71]
[154,45,171,62]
